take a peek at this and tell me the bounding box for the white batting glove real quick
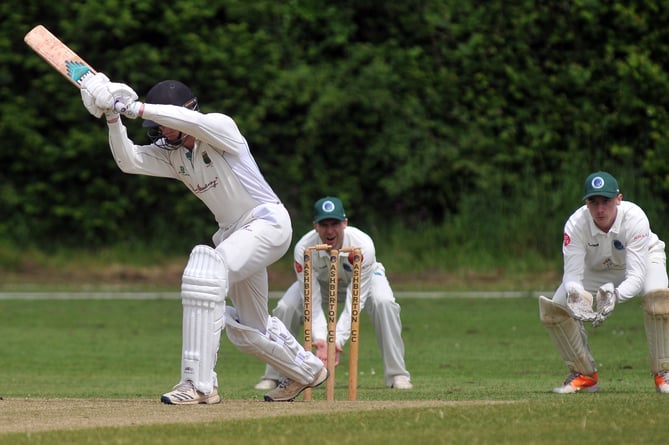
[106,82,140,121]
[565,285,597,322]
[108,82,138,106]
[592,282,617,327]
[117,100,144,119]
[80,73,111,118]
[81,74,139,119]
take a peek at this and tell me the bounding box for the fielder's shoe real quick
[553,372,599,394]
[654,371,669,393]
[254,378,279,390]
[160,380,221,405]
[391,375,413,389]
[264,367,329,402]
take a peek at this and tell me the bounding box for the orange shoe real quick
[655,371,669,393]
[553,372,599,394]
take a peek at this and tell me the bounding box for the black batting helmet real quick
[142,80,199,128]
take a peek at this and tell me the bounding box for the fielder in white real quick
[540,171,669,394]
[255,197,413,390]
[79,74,328,403]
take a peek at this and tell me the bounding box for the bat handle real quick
[113,100,127,113]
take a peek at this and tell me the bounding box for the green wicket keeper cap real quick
[313,197,347,223]
[583,171,620,200]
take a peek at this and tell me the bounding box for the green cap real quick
[583,172,620,200]
[313,197,347,223]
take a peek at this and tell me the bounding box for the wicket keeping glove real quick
[565,284,597,322]
[592,282,617,328]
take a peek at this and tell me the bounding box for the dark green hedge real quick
[2,0,669,255]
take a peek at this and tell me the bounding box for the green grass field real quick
[0,295,667,444]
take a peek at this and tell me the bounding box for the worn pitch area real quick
[0,398,514,433]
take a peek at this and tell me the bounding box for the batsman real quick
[540,171,669,394]
[79,74,328,403]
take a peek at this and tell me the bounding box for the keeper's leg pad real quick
[180,245,228,394]
[642,289,669,373]
[224,307,322,385]
[539,296,596,375]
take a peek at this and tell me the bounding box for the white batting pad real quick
[643,289,669,374]
[539,296,596,375]
[180,245,228,394]
[224,307,322,385]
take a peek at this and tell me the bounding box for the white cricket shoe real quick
[655,371,669,393]
[254,378,279,390]
[391,375,413,389]
[264,367,329,402]
[161,380,221,405]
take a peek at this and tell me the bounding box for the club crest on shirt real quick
[202,151,212,166]
[613,239,625,250]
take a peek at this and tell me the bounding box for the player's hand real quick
[312,339,342,366]
[593,282,617,327]
[118,101,143,119]
[81,72,112,118]
[108,82,138,107]
[313,339,328,363]
[334,343,342,365]
[101,82,142,119]
[565,285,596,322]
[100,83,135,124]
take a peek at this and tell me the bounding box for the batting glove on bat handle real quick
[81,88,105,118]
[118,101,144,119]
[80,73,112,118]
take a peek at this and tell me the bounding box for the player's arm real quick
[592,225,649,326]
[293,235,328,343]
[561,219,587,290]
[335,245,375,347]
[617,214,651,301]
[310,280,327,342]
[107,125,177,178]
[560,220,602,320]
[136,105,247,156]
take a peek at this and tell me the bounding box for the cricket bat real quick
[24,25,97,88]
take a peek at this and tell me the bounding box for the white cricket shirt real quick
[562,201,664,301]
[107,104,280,229]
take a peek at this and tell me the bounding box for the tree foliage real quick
[2,0,669,257]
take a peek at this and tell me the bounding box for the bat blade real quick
[24,25,96,88]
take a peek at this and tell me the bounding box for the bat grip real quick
[113,100,127,113]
